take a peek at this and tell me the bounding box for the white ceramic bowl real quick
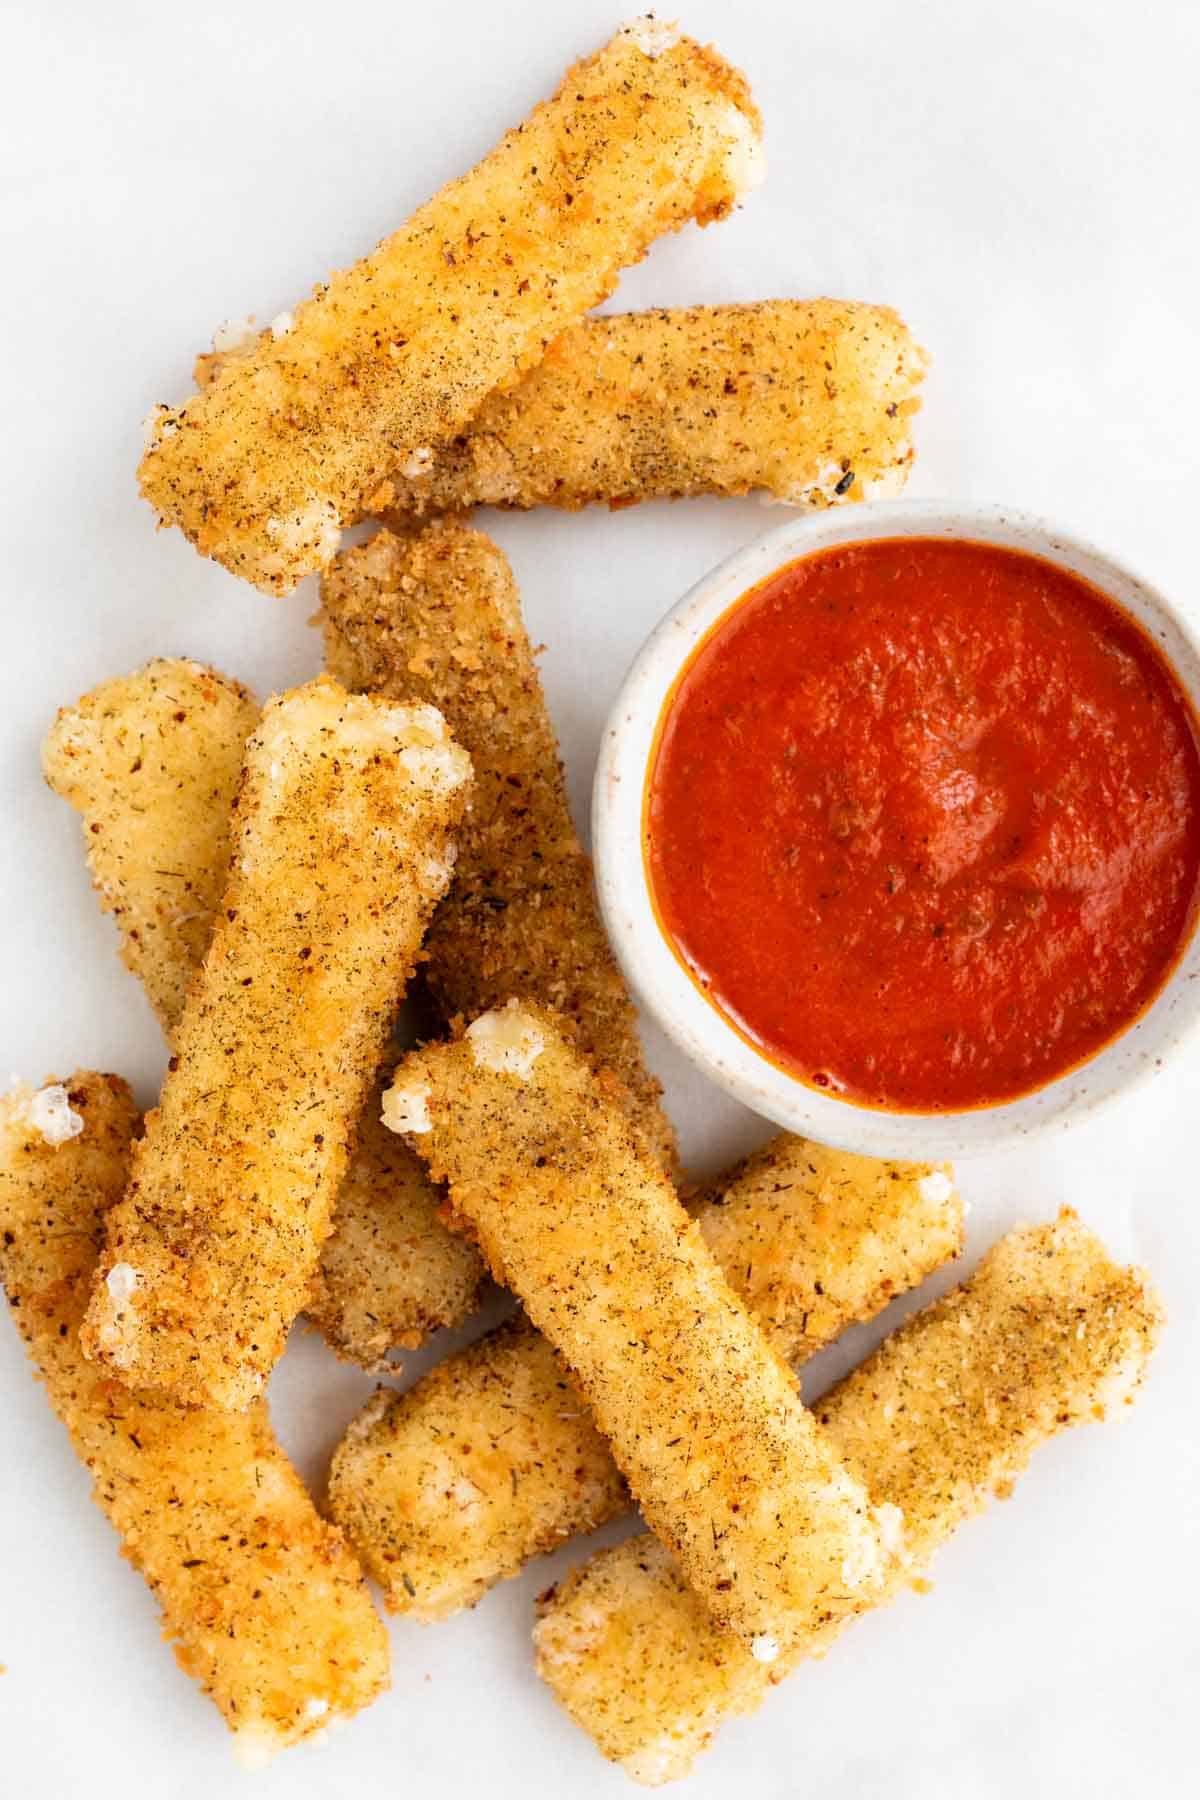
[593,500,1200,1158]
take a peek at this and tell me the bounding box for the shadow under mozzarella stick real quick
[382,1003,897,1656]
[81,677,472,1410]
[328,1139,962,1620]
[0,1075,390,1762]
[321,520,678,1175]
[138,21,763,594]
[43,661,485,1366]
[534,1210,1164,1785]
[373,301,926,517]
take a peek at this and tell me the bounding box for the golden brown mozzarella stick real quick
[328,1140,962,1619]
[534,1209,1164,1785]
[42,658,258,1026]
[696,1137,959,1362]
[44,660,485,1366]
[81,677,472,1409]
[321,519,678,1175]
[0,1074,389,1761]
[138,22,763,593]
[383,1003,896,1654]
[305,1066,484,1362]
[370,301,926,515]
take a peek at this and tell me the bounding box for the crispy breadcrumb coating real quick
[696,1140,959,1363]
[321,519,677,1174]
[533,1209,1164,1784]
[306,1059,484,1364]
[81,677,472,1409]
[382,1003,898,1653]
[43,659,258,1028]
[44,660,484,1366]
[331,1321,615,1622]
[369,301,926,515]
[138,24,763,593]
[328,1141,961,1619]
[0,1074,389,1759]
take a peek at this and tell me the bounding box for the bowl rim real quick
[591,497,1200,1159]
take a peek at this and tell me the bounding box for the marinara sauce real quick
[644,538,1200,1112]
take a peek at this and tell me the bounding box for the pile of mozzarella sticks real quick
[2,18,1163,1783]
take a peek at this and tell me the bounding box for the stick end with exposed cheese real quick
[695,1139,961,1361]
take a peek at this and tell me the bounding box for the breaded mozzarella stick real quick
[371,301,926,515]
[305,1063,485,1363]
[44,660,485,1366]
[138,21,763,593]
[43,659,258,1027]
[81,677,472,1409]
[382,1003,895,1654]
[534,1210,1164,1785]
[0,1075,389,1761]
[321,520,678,1174]
[695,1136,959,1363]
[328,1140,962,1619]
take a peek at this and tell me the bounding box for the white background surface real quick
[2,2,1198,1795]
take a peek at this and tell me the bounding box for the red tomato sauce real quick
[644,538,1200,1112]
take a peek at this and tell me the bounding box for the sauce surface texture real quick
[645,538,1200,1111]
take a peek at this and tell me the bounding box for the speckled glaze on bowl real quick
[592,500,1200,1159]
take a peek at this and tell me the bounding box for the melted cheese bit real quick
[621,16,682,57]
[721,102,767,194]
[465,1002,547,1079]
[382,1080,433,1136]
[25,1084,85,1146]
[212,315,258,353]
[105,1261,139,1304]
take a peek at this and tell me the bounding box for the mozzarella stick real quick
[382,1003,896,1653]
[0,1074,389,1760]
[328,1140,962,1619]
[138,21,763,593]
[369,301,926,515]
[321,519,678,1174]
[306,1061,484,1362]
[42,658,258,1027]
[696,1137,959,1363]
[43,661,485,1365]
[534,1210,1164,1785]
[81,677,472,1409]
